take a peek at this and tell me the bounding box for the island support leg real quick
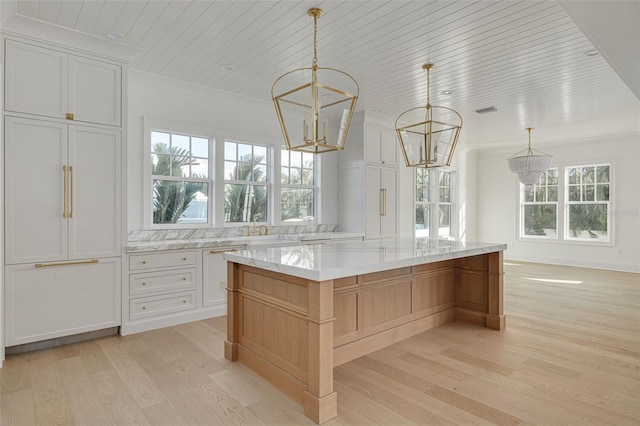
[304,280,338,423]
[224,262,239,361]
[486,251,506,330]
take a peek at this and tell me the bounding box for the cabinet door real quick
[68,126,121,259]
[202,249,233,311]
[4,117,68,264]
[4,40,68,120]
[69,56,122,126]
[365,166,398,239]
[365,166,382,238]
[380,129,398,166]
[380,168,398,238]
[365,126,398,166]
[4,257,120,346]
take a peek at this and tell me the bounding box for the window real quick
[517,163,612,243]
[281,150,315,222]
[415,168,430,237]
[415,169,456,238]
[151,131,209,225]
[566,164,610,241]
[224,141,269,223]
[520,169,558,238]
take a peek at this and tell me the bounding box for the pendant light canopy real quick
[395,64,463,168]
[507,127,553,185]
[272,8,359,154]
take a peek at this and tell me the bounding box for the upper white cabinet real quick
[365,125,398,166]
[4,116,122,264]
[4,39,122,126]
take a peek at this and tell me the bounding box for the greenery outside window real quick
[415,169,455,238]
[566,164,610,241]
[151,131,209,225]
[415,168,430,237]
[520,168,558,238]
[224,141,269,223]
[281,150,315,222]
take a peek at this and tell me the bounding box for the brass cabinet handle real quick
[141,282,146,286]
[141,306,146,310]
[35,259,99,268]
[182,300,187,304]
[62,165,68,218]
[66,113,74,120]
[182,257,187,261]
[209,248,237,254]
[182,277,187,281]
[141,260,147,264]
[69,166,74,218]
[380,188,387,216]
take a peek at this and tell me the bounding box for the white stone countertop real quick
[123,232,364,253]
[224,238,507,281]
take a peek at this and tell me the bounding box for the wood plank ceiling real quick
[7,0,640,148]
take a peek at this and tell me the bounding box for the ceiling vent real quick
[475,106,498,114]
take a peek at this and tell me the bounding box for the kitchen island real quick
[224,238,506,423]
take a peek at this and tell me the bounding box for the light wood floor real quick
[1,262,639,425]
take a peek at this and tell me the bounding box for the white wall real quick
[473,132,640,272]
[127,71,339,232]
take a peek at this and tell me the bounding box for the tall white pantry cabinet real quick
[2,37,125,349]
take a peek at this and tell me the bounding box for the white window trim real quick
[515,159,615,246]
[143,117,317,229]
[413,167,457,239]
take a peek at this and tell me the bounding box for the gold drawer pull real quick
[141,260,147,264]
[141,282,146,286]
[209,248,237,254]
[182,257,187,261]
[35,259,99,268]
[141,306,146,310]
[66,113,74,120]
[182,300,187,304]
[182,277,187,281]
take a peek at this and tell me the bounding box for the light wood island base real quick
[225,251,505,424]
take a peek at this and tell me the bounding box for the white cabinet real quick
[365,125,398,166]
[122,246,238,335]
[203,248,238,311]
[4,258,120,346]
[4,39,122,126]
[365,166,398,239]
[4,116,122,264]
[339,112,399,239]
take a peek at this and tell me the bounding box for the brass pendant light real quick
[272,8,359,154]
[395,64,462,168]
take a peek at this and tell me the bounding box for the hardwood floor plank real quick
[34,396,74,426]
[89,368,151,425]
[1,388,36,426]
[94,336,165,409]
[29,349,65,404]
[56,356,112,425]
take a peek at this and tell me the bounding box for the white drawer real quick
[129,268,196,296]
[129,291,196,321]
[129,251,197,271]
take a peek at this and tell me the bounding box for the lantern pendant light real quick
[272,8,359,154]
[395,64,463,168]
[507,128,553,185]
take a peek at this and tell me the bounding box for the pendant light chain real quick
[527,127,534,156]
[426,65,431,108]
[312,11,319,70]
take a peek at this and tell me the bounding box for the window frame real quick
[515,160,614,246]
[414,167,457,239]
[518,168,559,239]
[564,163,611,243]
[144,118,214,229]
[223,139,271,225]
[280,148,317,224]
